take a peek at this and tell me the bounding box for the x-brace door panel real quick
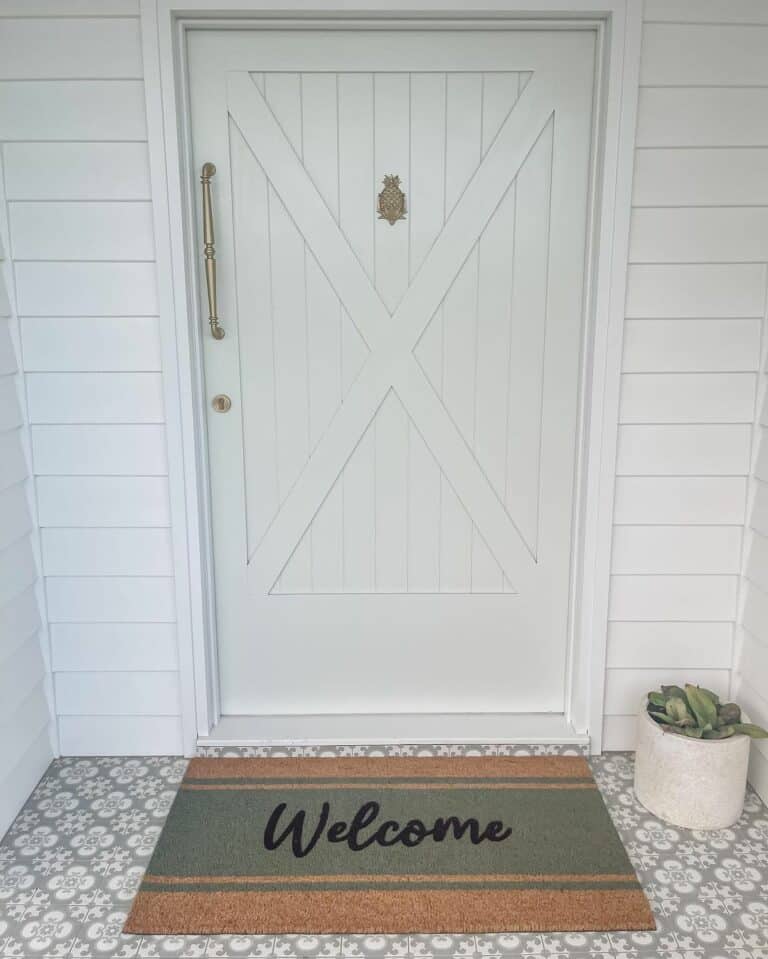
[187,27,596,717]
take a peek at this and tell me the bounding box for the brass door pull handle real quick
[200,162,225,340]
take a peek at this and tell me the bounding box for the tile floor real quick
[0,747,767,959]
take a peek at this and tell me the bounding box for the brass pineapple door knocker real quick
[377,174,407,225]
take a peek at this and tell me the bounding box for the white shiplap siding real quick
[0,181,53,836]
[603,10,768,749]
[0,8,182,756]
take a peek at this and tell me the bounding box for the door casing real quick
[139,0,643,755]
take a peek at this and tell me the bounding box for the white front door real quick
[187,27,596,723]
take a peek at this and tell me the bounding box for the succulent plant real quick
[646,685,768,740]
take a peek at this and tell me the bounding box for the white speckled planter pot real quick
[634,702,750,830]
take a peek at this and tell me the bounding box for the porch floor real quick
[0,751,766,959]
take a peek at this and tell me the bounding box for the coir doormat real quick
[125,756,654,934]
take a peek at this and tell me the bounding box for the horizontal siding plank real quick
[42,528,173,576]
[0,536,37,609]
[22,317,161,372]
[27,372,164,424]
[4,142,151,201]
[57,715,182,756]
[607,622,733,669]
[609,574,739,621]
[0,375,22,432]
[0,318,17,375]
[614,476,747,525]
[54,671,180,716]
[15,262,158,316]
[0,481,32,553]
[10,202,154,261]
[36,476,170,526]
[605,667,730,716]
[0,587,41,664]
[622,319,761,373]
[0,1,138,16]
[0,684,51,785]
[643,0,768,23]
[0,80,146,140]
[640,24,768,86]
[46,576,175,623]
[51,623,178,672]
[0,729,53,841]
[31,425,167,475]
[633,148,768,207]
[611,526,743,575]
[0,18,141,80]
[619,373,756,424]
[602,715,637,751]
[636,88,768,147]
[626,264,767,318]
[0,430,28,493]
[616,424,752,475]
[629,207,768,264]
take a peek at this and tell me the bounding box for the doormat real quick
[125,756,654,934]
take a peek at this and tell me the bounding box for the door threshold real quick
[198,712,589,748]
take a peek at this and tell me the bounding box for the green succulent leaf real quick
[685,684,719,728]
[681,726,704,738]
[718,702,742,725]
[648,692,667,708]
[662,725,685,736]
[661,685,686,700]
[650,711,676,726]
[666,696,694,724]
[703,726,735,739]
[732,723,768,739]
[698,686,721,706]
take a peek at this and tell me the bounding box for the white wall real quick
[0,153,54,836]
[2,0,767,757]
[0,0,183,755]
[601,0,768,749]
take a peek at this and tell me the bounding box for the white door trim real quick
[139,0,642,756]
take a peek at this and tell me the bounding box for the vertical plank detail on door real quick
[230,115,277,558]
[407,73,446,592]
[272,70,532,594]
[505,116,554,559]
[263,73,312,592]
[338,73,376,592]
[302,73,344,592]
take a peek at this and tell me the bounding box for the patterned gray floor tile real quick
[2,749,768,959]
[205,935,279,957]
[0,906,79,956]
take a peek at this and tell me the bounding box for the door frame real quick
[139,0,642,756]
